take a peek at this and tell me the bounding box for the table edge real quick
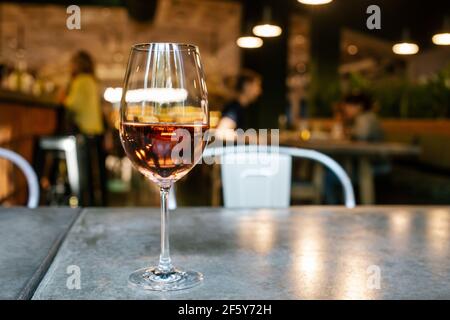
[16,208,82,300]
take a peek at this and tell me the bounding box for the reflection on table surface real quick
[29,206,450,300]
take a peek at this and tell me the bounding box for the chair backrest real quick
[203,145,355,208]
[221,152,292,208]
[0,148,39,208]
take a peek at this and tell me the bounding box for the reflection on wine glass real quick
[119,43,209,291]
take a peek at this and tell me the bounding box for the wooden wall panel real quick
[0,101,58,205]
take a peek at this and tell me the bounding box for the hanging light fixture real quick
[432,17,450,46]
[252,7,282,38]
[433,33,450,45]
[393,43,419,55]
[252,25,282,38]
[393,29,419,55]
[236,36,263,48]
[297,0,333,5]
[237,23,263,49]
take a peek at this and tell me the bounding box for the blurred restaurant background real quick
[0,0,449,208]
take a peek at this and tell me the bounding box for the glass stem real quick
[157,186,173,273]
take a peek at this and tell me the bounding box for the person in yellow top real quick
[61,51,106,206]
[64,51,104,135]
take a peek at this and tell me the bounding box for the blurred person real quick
[60,51,106,206]
[62,51,104,135]
[217,70,262,132]
[324,93,388,204]
[342,93,384,142]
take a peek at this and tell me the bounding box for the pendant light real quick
[237,23,263,49]
[393,29,419,55]
[432,17,450,46]
[252,7,282,38]
[236,36,263,49]
[297,0,333,5]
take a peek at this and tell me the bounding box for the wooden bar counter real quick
[0,90,60,205]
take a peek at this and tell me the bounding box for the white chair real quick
[0,148,39,208]
[203,145,355,208]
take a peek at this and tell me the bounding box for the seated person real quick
[342,93,384,142]
[324,93,388,204]
[217,70,262,133]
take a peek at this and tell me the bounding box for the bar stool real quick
[37,135,88,206]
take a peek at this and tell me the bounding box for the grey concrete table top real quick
[0,207,80,299]
[33,206,450,300]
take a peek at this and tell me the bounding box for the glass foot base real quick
[128,267,203,291]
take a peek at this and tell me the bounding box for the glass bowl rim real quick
[131,43,200,52]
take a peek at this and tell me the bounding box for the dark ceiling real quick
[310,0,450,48]
[5,0,450,48]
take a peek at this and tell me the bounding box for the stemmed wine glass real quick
[119,43,209,291]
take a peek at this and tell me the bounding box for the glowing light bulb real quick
[392,42,419,55]
[252,24,282,38]
[432,33,450,45]
[236,36,263,49]
[297,0,333,5]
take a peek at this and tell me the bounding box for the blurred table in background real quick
[280,131,421,204]
[31,206,450,300]
[280,131,421,156]
[299,118,450,170]
[0,207,80,299]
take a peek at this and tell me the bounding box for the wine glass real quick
[119,43,209,291]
